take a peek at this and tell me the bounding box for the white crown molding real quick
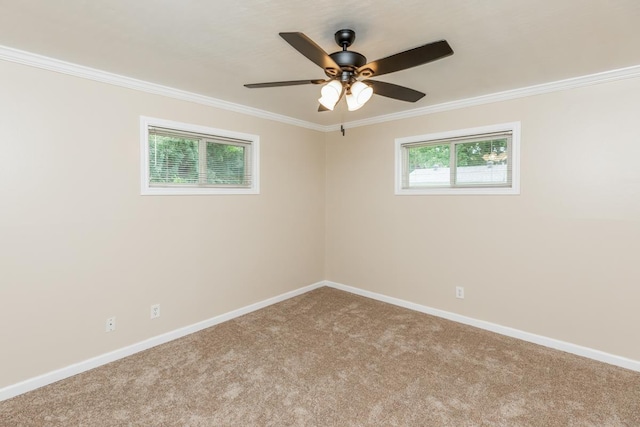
[325,281,640,373]
[1,44,639,133]
[0,45,327,132]
[334,64,640,132]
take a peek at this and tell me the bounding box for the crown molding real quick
[2,44,639,134]
[334,64,640,132]
[0,45,327,132]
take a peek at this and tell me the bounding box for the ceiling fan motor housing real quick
[329,50,367,70]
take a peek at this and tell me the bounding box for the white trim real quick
[140,116,260,195]
[1,44,640,133]
[0,45,326,132]
[325,281,640,373]
[337,64,640,131]
[0,281,325,402]
[2,279,638,401]
[394,121,521,195]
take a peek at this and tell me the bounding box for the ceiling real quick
[1,0,639,127]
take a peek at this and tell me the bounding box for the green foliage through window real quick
[148,132,249,187]
[408,143,450,172]
[149,136,199,184]
[402,133,512,188]
[456,139,508,167]
[206,142,246,185]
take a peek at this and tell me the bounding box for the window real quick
[140,117,259,195]
[395,122,520,195]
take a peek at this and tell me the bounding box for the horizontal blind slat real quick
[401,131,512,149]
[149,126,251,146]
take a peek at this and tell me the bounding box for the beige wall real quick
[325,76,640,361]
[2,56,639,390]
[0,60,326,388]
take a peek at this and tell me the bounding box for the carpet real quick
[1,287,639,426]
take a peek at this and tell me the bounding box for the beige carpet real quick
[1,287,639,426]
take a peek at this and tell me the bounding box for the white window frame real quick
[395,121,521,195]
[140,116,260,195]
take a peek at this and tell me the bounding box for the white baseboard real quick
[325,281,640,372]
[3,279,637,402]
[0,281,325,402]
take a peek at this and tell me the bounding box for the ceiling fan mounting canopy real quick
[334,29,356,48]
[244,28,454,112]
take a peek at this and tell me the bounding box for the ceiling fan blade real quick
[244,79,326,88]
[279,32,341,76]
[364,80,426,102]
[318,104,329,112]
[358,40,453,78]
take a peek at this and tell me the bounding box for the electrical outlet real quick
[150,304,160,319]
[106,316,116,332]
[455,286,465,299]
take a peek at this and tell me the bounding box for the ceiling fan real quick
[245,29,453,112]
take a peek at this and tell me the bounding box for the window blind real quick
[401,130,513,189]
[148,126,252,188]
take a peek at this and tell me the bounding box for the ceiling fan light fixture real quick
[318,95,338,110]
[318,80,343,110]
[352,81,373,104]
[346,93,364,111]
[346,81,373,111]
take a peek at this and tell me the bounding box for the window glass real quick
[149,136,199,185]
[395,122,520,195]
[141,117,259,195]
[206,142,246,185]
[407,144,450,187]
[455,138,508,185]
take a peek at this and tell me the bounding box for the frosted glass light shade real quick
[318,80,342,110]
[347,81,373,111]
[346,93,362,111]
[351,81,373,103]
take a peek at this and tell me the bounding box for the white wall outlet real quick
[150,304,160,319]
[106,316,116,332]
[455,286,465,299]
